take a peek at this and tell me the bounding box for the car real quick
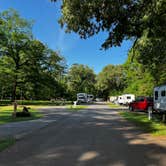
[128,96,153,112]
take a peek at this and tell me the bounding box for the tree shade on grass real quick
[0,105,42,125]
[120,111,166,136]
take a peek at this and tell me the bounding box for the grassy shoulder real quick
[0,100,73,106]
[67,105,87,111]
[120,111,166,136]
[0,105,43,125]
[108,103,123,108]
[0,138,15,152]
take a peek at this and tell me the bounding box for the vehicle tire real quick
[129,106,134,111]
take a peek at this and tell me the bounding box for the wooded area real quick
[0,0,166,101]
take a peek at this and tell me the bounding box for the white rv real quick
[87,94,94,103]
[117,94,135,105]
[122,94,135,105]
[109,96,117,103]
[117,95,124,105]
[154,85,166,112]
[77,93,88,103]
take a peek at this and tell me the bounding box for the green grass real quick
[108,103,123,108]
[0,105,43,125]
[0,138,15,152]
[120,111,166,136]
[67,105,87,111]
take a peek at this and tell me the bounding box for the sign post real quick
[148,107,152,120]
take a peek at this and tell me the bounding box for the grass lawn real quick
[108,103,123,108]
[0,138,15,152]
[0,105,43,125]
[67,105,87,111]
[120,111,166,136]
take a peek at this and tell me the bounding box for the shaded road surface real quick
[0,103,166,166]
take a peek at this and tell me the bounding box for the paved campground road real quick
[0,103,166,166]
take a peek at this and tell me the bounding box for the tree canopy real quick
[52,0,165,49]
[0,9,67,101]
[67,64,96,100]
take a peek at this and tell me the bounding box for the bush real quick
[16,100,73,106]
[0,100,11,106]
[0,100,73,106]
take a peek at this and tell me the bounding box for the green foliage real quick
[16,100,72,106]
[53,0,166,93]
[67,64,96,100]
[123,50,155,96]
[96,64,126,99]
[0,9,68,101]
[53,0,163,49]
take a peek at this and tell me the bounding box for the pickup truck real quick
[128,96,153,112]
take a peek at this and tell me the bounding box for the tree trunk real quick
[12,75,18,101]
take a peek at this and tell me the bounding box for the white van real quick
[154,85,166,112]
[122,94,135,105]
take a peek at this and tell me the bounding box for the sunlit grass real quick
[0,105,43,125]
[120,111,166,136]
[108,103,123,108]
[67,105,87,111]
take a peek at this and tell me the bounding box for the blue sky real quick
[0,0,133,73]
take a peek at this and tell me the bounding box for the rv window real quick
[161,90,166,97]
[127,96,131,99]
[155,91,158,100]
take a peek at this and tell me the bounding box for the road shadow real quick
[0,104,166,166]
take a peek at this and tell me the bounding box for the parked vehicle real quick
[87,94,94,103]
[117,94,135,105]
[77,93,88,103]
[95,98,104,102]
[117,95,124,105]
[128,96,153,112]
[77,93,94,103]
[109,96,117,103]
[122,94,135,105]
[154,85,166,113]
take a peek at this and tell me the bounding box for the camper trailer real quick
[154,85,166,112]
[117,95,124,105]
[77,93,94,103]
[77,93,88,103]
[109,96,117,103]
[122,94,135,105]
[117,94,135,105]
[87,94,94,103]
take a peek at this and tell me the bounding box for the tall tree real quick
[96,64,126,99]
[67,64,96,100]
[0,9,33,101]
[52,0,165,49]
[123,50,155,96]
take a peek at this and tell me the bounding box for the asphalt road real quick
[0,103,166,166]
